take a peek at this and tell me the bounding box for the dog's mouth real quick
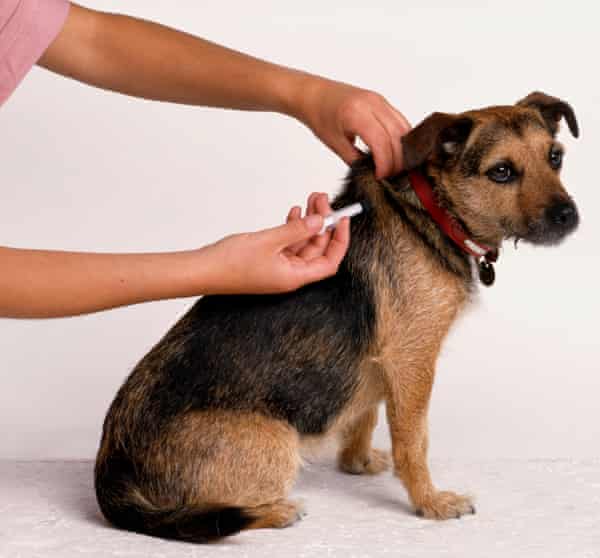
[508,200,580,247]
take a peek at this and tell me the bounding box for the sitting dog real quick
[95,92,579,542]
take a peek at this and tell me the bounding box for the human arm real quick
[0,194,348,318]
[38,3,410,178]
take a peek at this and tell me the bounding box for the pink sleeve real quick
[0,0,70,106]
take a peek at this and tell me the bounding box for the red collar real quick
[407,170,498,263]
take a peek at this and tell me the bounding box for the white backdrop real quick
[1,0,598,460]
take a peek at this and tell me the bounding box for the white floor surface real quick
[1,459,599,558]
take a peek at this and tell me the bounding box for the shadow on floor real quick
[15,461,110,528]
[296,458,415,516]
[4,455,413,533]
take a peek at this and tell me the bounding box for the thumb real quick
[265,214,324,248]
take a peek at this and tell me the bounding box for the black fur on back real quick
[96,156,476,541]
[137,202,380,436]
[119,156,471,440]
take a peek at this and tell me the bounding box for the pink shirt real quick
[0,0,69,105]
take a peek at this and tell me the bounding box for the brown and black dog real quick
[95,92,579,542]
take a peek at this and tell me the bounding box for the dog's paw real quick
[249,499,306,529]
[415,491,476,520]
[338,448,391,475]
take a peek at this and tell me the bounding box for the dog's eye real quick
[549,147,563,170]
[486,163,517,184]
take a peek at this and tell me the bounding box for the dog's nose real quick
[545,201,579,229]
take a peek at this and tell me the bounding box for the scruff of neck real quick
[334,158,474,286]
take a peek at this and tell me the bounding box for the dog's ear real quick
[401,112,474,170]
[517,91,579,138]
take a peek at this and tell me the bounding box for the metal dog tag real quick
[478,260,495,287]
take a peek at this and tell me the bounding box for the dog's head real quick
[401,91,580,247]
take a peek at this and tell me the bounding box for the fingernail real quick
[305,214,323,229]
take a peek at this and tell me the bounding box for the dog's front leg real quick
[384,366,475,519]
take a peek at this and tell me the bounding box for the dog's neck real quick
[337,158,474,285]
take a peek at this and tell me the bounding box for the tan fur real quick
[301,170,472,517]
[147,411,300,510]
[338,408,391,475]
[432,109,573,248]
[246,500,305,530]
[370,179,469,516]
[97,95,579,535]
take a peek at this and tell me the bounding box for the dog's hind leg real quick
[337,406,391,475]
[118,410,304,539]
[182,411,304,531]
[245,499,306,530]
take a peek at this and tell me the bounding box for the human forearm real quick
[0,246,207,318]
[38,4,410,177]
[0,194,348,319]
[38,4,308,115]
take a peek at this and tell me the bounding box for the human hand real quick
[292,76,411,179]
[199,193,350,295]
[0,194,348,317]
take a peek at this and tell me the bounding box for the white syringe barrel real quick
[319,202,364,234]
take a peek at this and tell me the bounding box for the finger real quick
[315,192,333,219]
[285,217,350,287]
[298,193,333,259]
[288,193,318,254]
[306,191,319,215]
[264,213,324,249]
[355,116,394,179]
[291,235,346,286]
[286,205,301,224]
[373,111,404,176]
[390,106,412,133]
[285,205,304,254]
[383,105,413,173]
[323,215,350,266]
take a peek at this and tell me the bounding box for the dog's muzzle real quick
[524,198,579,245]
[545,200,579,232]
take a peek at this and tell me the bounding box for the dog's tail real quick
[95,453,253,542]
[101,501,253,543]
